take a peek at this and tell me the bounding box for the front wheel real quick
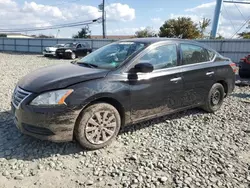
[75,103,121,150]
[202,83,225,113]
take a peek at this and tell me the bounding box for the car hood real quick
[45,47,57,51]
[18,63,109,93]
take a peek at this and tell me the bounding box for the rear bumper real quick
[11,102,81,142]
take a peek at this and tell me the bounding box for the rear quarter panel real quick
[213,61,235,94]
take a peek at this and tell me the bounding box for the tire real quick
[239,69,250,78]
[71,52,76,60]
[56,54,61,59]
[75,103,121,150]
[202,83,225,113]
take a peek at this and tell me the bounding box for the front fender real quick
[66,78,131,124]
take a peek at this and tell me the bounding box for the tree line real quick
[73,16,250,39]
[135,17,221,39]
[1,16,249,39]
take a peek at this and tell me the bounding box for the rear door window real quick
[180,44,210,65]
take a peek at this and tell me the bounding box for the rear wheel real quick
[202,83,225,113]
[75,103,121,150]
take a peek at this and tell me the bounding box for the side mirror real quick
[134,63,153,73]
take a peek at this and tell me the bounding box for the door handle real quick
[206,71,214,76]
[170,77,182,82]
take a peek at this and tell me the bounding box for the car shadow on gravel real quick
[235,75,250,87]
[231,93,250,99]
[119,108,206,135]
[0,108,206,161]
[0,111,83,161]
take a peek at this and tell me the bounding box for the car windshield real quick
[64,43,77,48]
[77,42,146,69]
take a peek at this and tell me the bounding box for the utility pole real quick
[56,29,60,38]
[211,0,223,38]
[102,0,106,39]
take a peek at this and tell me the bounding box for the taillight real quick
[230,62,237,73]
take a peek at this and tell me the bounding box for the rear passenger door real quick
[180,43,215,107]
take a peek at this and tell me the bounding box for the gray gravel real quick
[0,52,250,188]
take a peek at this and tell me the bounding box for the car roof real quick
[119,37,213,51]
[119,37,183,44]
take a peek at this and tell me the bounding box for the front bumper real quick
[11,102,81,142]
[55,52,72,59]
[43,51,56,56]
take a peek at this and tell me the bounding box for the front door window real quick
[138,44,177,70]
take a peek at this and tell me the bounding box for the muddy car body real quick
[12,38,236,149]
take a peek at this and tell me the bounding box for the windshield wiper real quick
[77,62,99,68]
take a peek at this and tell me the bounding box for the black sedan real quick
[12,38,236,149]
[55,42,92,59]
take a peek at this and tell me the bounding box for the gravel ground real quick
[0,52,250,188]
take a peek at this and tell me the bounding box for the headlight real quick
[30,89,73,106]
[65,49,72,53]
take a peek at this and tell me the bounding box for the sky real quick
[1,0,250,38]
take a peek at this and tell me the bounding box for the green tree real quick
[159,17,200,39]
[215,34,225,39]
[238,32,250,39]
[199,18,211,38]
[73,27,91,38]
[135,27,157,38]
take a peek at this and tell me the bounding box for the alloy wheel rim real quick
[85,111,117,144]
[72,53,75,59]
[211,90,221,105]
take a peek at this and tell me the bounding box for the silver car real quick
[43,44,64,57]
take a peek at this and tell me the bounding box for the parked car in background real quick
[239,55,250,78]
[12,38,236,150]
[55,42,92,59]
[43,44,64,57]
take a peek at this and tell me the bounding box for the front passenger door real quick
[128,43,185,122]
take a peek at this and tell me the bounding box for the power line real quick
[224,1,250,4]
[233,1,247,21]
[222,3,237,33]
[0,9,101,28]
[0,18,101,33]
[0,19,99,31]
[231,17,250,38]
